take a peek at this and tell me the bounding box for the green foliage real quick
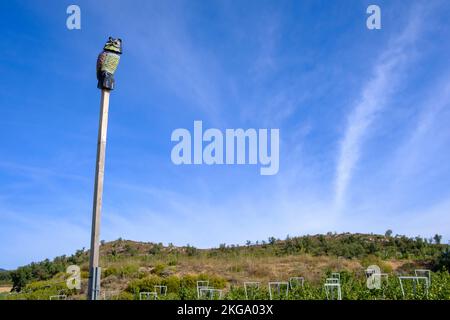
[222,271,450,300]
[0,270,11,284]
[10,251,87,291]
[433,248,450,272]
[125,273,228,300]
[117,292,134,300]
[103,264,139,278]
[185,244,198,256]
[149,243,164,255]
[360,255,393,273]
[164,276,181,293]
[124,244,138,256]
[433,234,442,245]
[152,263,167,276]
[6,233,450,300]
[6,278,76,300]
[127,275,161,294]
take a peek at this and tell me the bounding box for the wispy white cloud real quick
[334,12,422,209]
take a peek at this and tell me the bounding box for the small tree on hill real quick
[434,234,443,245]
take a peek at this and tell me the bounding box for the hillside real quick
[3,233,450,300]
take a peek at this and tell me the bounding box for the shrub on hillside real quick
[433,249,450,272]
[126,275,161,294]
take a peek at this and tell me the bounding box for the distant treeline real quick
[9,248,86,292]
[213,233,447,260]
[0,269,11,284]
[8,232,450,292]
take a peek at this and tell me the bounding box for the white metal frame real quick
[199,288,223,300]
[373,273,389,283]
[324,283,342,300]
[325,278,340,284]
[414,269,431,285]
[102,290,120,300]
[289,277,305,289]
[366,271,389,288]
[197,281,209,299]
[268,282,289,300]
[154,285,168,296]
[49,295,67,300]
[331,273,340,281]
[398,276,429,298]
[139,292,158,300]
[244,282,260,299]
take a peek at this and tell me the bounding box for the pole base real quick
[88,266,102,300]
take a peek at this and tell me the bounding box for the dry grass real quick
[167,254,365,285]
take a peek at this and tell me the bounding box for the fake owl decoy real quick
[96,37,122,90]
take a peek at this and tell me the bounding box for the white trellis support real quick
[399,276,429,298]
[365,268,389,288]
[139,292,158,300]
[102,290,120,300]
[268,282,289,300]
[324,283,342,300]
[289,277,305,289]
[199,288,223,300]
[414,269,431,285]
[325,278,340,284]
[331,273,340,281]
[373,273,389,285]
[154,285,168,296]
[197,281,209,299]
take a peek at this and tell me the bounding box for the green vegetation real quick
[0,269,11,285]
[4,271,450,300]
[3,232,449,300]
[9,249,86,292]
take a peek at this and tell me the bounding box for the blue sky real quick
[1,0,450,269]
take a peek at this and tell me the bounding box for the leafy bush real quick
[434,249,450,272]
[117,292,135,300]
[221,271,450,300]
[127,275,161,294]
[152,263,166,276]
[103,264,139,279]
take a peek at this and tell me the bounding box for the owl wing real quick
[96,52,106,78]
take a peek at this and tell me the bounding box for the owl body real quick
[96,37,122,90]
[97,51,120,75]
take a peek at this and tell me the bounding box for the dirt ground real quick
[0,287,12,293]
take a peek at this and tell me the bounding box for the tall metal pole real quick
[88,89,110,300]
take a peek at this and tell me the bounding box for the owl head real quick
[103,37,123,54]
